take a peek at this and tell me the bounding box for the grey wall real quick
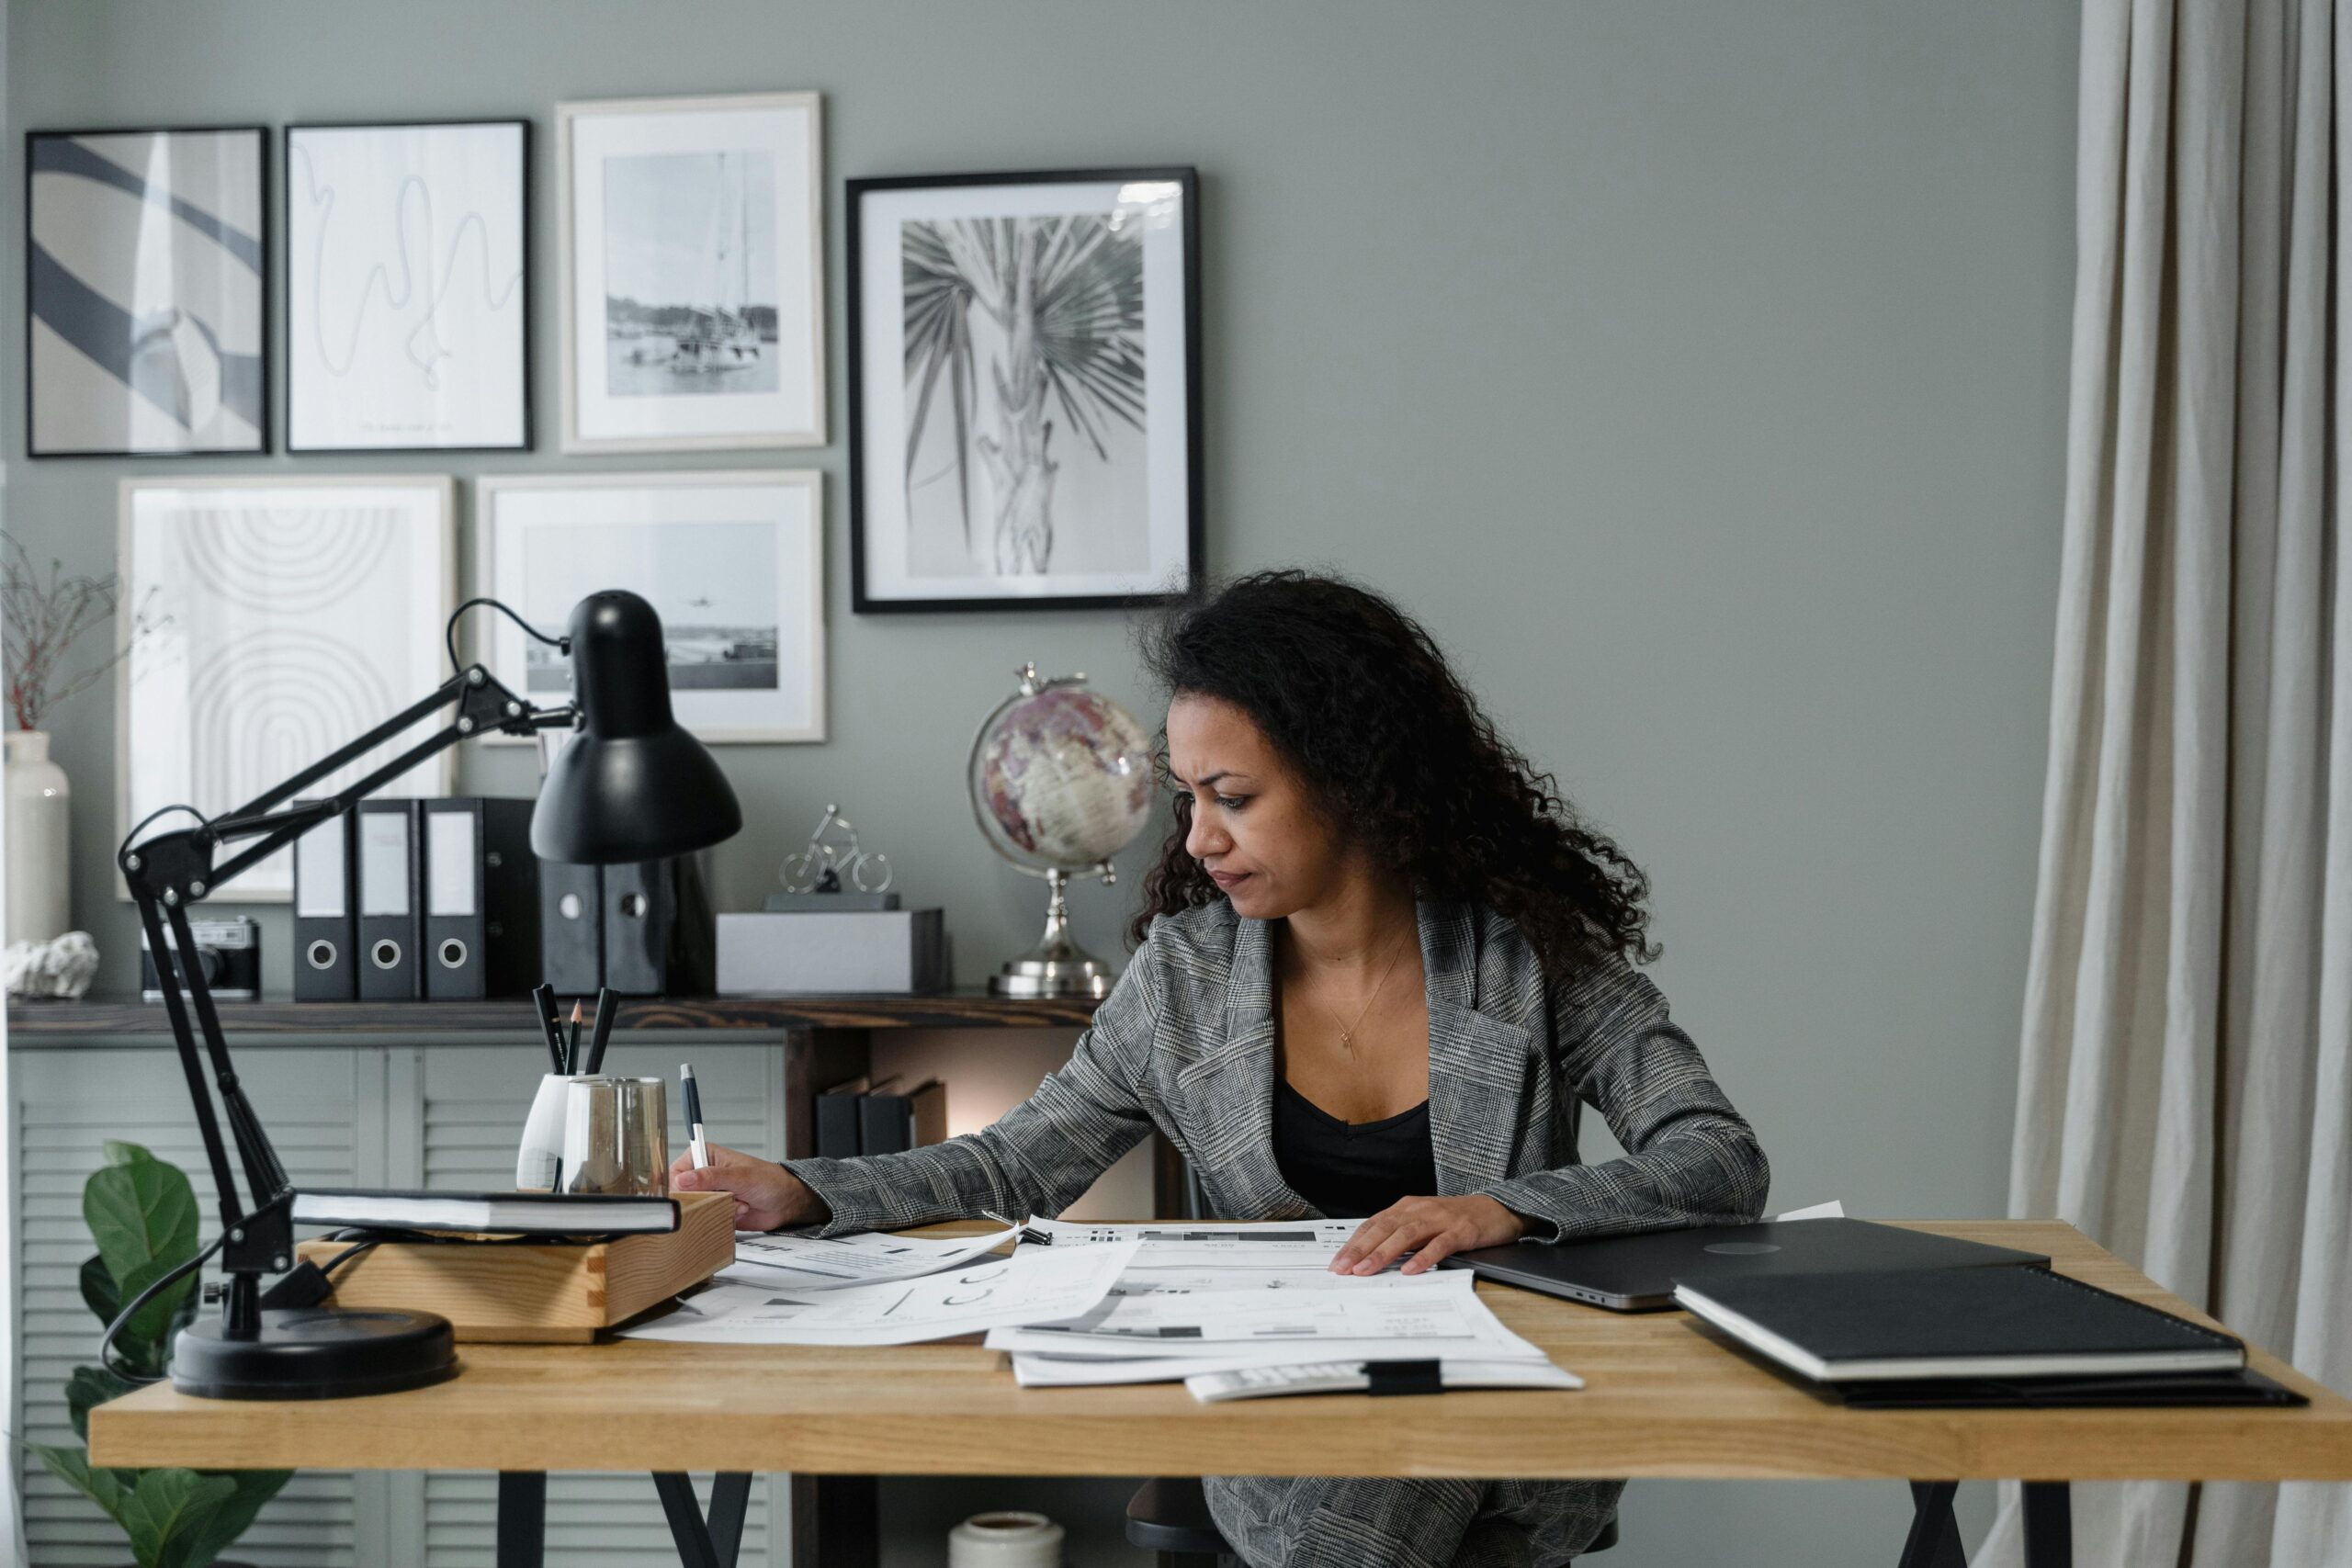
[6,2,2077,1562]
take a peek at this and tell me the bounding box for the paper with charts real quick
[620,1234,1137,1346]
[724,1223,1022,1292]
[982,1218,1563,1389]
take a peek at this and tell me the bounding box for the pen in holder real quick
[559,1077,670,1197]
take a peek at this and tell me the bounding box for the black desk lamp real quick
[117,590,741,1400]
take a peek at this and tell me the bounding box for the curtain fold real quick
[1992,1,2350,1563]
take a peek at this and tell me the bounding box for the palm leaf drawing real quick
[902,213,1146,556]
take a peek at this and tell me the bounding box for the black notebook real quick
[1833,1369,2305,1409]
[1673,1265,2247,1382]
[290,1188,679,1235]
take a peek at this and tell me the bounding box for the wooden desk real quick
[91,1221,2352,1568]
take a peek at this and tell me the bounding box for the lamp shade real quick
[530,591,743,863]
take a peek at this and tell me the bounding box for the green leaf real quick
[85,1153,199,1294]
[28,1442,130,1523]
[104,1139,157,1168]
[112,1255,199,1355]
[82,1251,122,1323]
[183,1468,293,1568]
[66,1363,137,1442]
[120,1468,234,1568]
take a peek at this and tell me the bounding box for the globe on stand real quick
[967,663,1154,998]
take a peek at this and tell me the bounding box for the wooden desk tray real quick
[293,1190,733,1343]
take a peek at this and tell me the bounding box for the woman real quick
[677,570,1770,1566]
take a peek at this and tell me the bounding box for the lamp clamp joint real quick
[219,1190,296,1280]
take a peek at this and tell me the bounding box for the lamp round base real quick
[171,1307,458,1401]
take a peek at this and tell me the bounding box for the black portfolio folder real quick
[539,858,603,994]
[355,799,423,1001]
[857,1077,945,1155]
[1832,1369,2306,1409]
[814,1075,870,1159]
[292,797,356,1001]
[424,797,539,999]
[1674,1265,2249,1382]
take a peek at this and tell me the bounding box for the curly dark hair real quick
[1126,570,1658,978]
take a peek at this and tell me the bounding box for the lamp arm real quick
[117,662,574,1336]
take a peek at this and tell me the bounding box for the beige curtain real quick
[1988,1,2350,1564]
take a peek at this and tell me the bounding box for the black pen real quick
[583,987,616,1075]
[532,983,565,1074]
[682,1063,709,1168]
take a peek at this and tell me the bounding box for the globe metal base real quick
[989,955,1116,999]
[171,1306,458,1401]
[992,863,1120,998]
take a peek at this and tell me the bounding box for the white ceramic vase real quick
[5,729,72,945]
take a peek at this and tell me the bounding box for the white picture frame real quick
[117,475,458,902]
[557,92,825,453]
[474,471,826,743]
[285,119,530,452]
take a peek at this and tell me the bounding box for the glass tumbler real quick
[559,1076,670,1197]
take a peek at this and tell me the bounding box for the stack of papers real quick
[616,1217,1579,1404]
[983,1219,1577,1400]
[617,1223,1136,1346]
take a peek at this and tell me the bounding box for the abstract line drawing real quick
[287,121,528,451]
[118,479,456,901]
[28,127,267,456]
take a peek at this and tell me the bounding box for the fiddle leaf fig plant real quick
[24,1142,290,1568]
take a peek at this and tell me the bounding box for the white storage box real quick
[716,908,947,994]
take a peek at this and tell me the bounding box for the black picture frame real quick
[26,123,271,458]
[846,165,1204,614]
[282,118,532,454]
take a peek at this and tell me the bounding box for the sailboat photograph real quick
[602,145,781,397]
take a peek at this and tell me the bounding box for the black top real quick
[1271,1080,1438,1219]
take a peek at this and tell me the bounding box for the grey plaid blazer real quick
[786,897,1770,1566]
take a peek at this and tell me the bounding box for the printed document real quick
[621,1235,1137,1346]
[725,1224,1020,1291]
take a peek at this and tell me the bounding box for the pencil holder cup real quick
[516,1074,594,1190]
[560,1076,670,1197]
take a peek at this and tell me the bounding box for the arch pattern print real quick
[116,479,457,902]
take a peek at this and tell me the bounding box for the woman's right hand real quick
[670,1144,831,1232]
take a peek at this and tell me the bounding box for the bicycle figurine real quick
[779,802,893,895]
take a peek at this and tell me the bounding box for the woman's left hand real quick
[1329,1194,1529,1275]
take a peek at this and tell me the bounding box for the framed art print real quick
[286,119,529,451]
[117,476,457,900]
[848,167,1202,613]
[28,126,268,456]
[476,471,825,742]
[557,93,824,453]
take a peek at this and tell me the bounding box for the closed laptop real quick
[1441,1218,2051,1311]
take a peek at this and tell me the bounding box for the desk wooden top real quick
[91,1221,2352,1482]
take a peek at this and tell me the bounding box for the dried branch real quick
[2,530,163,732]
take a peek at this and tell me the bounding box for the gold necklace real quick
[1324,927,1412,1053]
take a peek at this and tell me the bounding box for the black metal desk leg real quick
[497,1472,547,1568]
[707,1472,753,1568]
[2022,1482,2072,1568]
[1900,1481,1967,1567]
[654,1472,754,1568]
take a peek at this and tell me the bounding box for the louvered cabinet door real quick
[401,1041,793,1568]
[13,1046,382,1568]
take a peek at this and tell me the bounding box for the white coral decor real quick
[4,930,99,998]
